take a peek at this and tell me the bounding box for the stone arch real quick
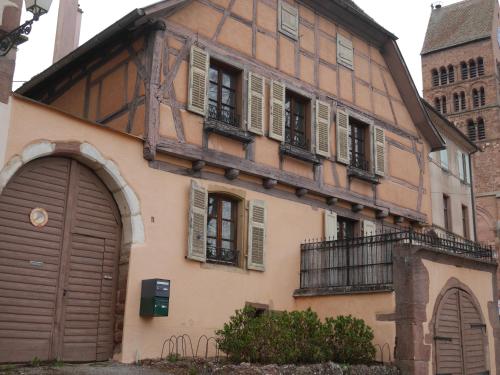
[0,141,145,245]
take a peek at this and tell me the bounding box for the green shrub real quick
[326,315,376,365]
[216,307,376,365]
[216,306,331,364]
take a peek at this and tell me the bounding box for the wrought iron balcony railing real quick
[207,246,239,266]
[299,228,494,291]
[349,155,370,172]
[207,104,240,127]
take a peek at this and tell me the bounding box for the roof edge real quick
[421,35,491,56]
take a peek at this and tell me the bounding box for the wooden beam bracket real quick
[263,178,278,190]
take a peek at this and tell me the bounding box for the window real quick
[469,59,477,78]
[467,119,476,141]
[337,34,354,70]
[208,62,240,127]
[349,118,369,172]
[337,217,356,240]
[462,205,470,239]
[480,87,485,106]
[285,90,309,149]
[461,61,468,80]
[453,93,459,112]
[432,69,439,86]
[477,117,486,140]
[443,195,451,231]
[441,95,447,114]
[440,148,449,170]
[478,57,484,76]
[448,65,455,83]
[457,150,465,181]
[460,91,466,110]
[440,66,447,85]
[207,194,239,266]
[472,89,479,107]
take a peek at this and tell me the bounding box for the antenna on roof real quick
[431,1,443,9]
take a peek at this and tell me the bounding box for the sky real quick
[12,0,439,93]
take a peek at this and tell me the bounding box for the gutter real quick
[16,8,146,95]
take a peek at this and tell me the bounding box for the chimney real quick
[53,0,83,63]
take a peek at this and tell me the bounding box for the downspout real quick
[469,153,478,241]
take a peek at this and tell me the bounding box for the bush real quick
[326,315,376,365]
[216,307,376,365]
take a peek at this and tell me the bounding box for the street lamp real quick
[0,0,53,56]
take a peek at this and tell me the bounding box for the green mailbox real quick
[140,279,170,317]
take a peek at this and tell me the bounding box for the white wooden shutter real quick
[247,200,266,271]
[363,220,377,237]
[336,109,350,164]
[187,46,209,116]
[374,126,386,176]
[465,156,471,184]
[187,181,208,262]
[457,151,465,181]
[337,34,354,70]
[440,149,449,170]
[278,0,299,39]
[324,211,338,241]
[247,72,265,135]
[269,81,286,141]
[315,100,331,157]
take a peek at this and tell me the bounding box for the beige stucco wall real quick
[422,259,497,375]
[0,100,11,168]
[429,138,475,239]
[3,97,396,363]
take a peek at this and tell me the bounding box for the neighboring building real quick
[0,0,22,167]
[0,1,498,374]
[421,0,500,247]
[424,101,479,240]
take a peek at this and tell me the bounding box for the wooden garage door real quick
[435,288,488,375]
[0,157,121,363]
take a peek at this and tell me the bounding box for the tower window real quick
[469,59,477,78]
[440,66,448,85]
[448,65,455,83]
[461,62,468,80]
[478,57,484,76]
[432,69,439,86]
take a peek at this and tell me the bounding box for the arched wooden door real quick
[435,288,488,375]
[0,157,122,363]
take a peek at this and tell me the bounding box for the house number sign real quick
[30,208,49,227]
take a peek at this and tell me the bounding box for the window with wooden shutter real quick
[188,46,209,116]
[465,156,471,184]
[457,151,465,181]
[363,220,377,236]
[247,200,266,271]
[278,0,298,40]
[188,181,208,262]
[247,72,265,135]
[337,34,354,70]
[374,126,385,176]
[336,109,349,164]
[269,81,286,141]
[315,100,331,157]
[324,211,338,241]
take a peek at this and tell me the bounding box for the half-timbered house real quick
[0,0,498,373]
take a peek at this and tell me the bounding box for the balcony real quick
[347,155,379,184]
[295,229,494,296]
[204,104,253,143]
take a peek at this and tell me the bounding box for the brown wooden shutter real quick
[269,81,286,141]
[247,72,265,135]
[336,109,349,164]
[315,100,331,157]
[247,200,266,271]
[324,211,337,240]
[337,34,354,70]
[187,181,207,262]
[374,126,386,176]
[188,45,209,116]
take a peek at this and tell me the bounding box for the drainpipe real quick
[469,153,478,241]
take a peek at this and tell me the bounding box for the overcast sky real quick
[13,0,440,93]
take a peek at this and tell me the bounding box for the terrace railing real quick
[299,229,494,291]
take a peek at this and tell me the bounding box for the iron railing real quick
[207,104,240,127]
[349,154,370,172]
[299,229,494,291]
[207,246,239,266]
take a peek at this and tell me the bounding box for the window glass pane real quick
[207,218,217,237]
[222,72,235,89]
[208,196,216,217]
[222,200,233,220]
[222,220,234,240]
[221,88,235,107]
[221,240,234,250]
[207,237,217,250]
[209,82,218,102]
[209,67,218,83]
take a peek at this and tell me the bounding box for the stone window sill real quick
[347,166,380,184]
[293,285,394,297]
